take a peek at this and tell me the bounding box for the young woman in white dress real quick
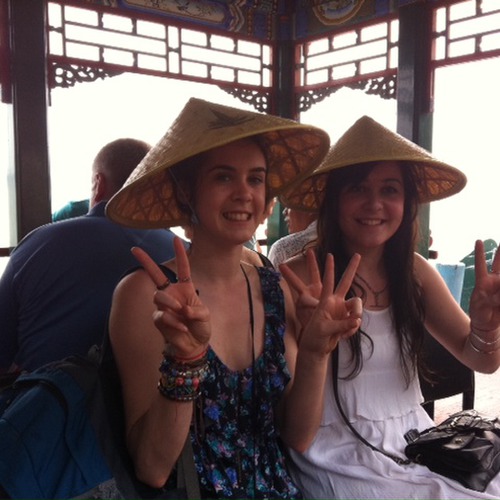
[279,116,500,499]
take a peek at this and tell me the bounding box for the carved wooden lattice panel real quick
[46,0,500,113]
[432,0,500,67]
[47,1,273,92]
[296,16,399,111]
[298,17,399,87]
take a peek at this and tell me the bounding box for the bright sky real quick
[46,76,256,211]
[431,58,500,263]
[1,56,499,275]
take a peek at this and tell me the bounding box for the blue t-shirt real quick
[0,202,179,372]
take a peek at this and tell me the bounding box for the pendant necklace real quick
[355,273,388,308]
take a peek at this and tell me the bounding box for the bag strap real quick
[177,436,201,499]
[332,348,410,465]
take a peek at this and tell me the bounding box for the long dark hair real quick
[316,161,427,385]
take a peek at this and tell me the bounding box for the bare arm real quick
[278,250,362,452]
[109,237,210,488]
[419,240,500,373]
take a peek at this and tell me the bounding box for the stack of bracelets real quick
[468,326,500,355]
[158,348,209,401]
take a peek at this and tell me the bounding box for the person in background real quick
[243,196,277,268]
[52,199,90,221]
[267,202,317,268]
[106,98,362,498]
[278,115,500,499]
[0,138,179,373]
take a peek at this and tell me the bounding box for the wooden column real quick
[397,1,434,257]
[267,4,299,245]
[9,0,51,241]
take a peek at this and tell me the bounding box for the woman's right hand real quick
[131,237,210,358]
[280,249,362,356]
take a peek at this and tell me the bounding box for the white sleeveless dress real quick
[288,308,500,499]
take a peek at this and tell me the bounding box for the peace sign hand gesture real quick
[469,239,500,335]
[280,249,363,357]
[132,237,210,358]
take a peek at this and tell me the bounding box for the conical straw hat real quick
[280,115,467,212]
[106,98,330,228]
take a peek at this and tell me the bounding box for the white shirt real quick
[267,220,317,268]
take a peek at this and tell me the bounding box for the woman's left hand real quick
[469,239,500,334]
[280,249,362,356]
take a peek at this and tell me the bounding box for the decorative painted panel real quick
[73,0,282,40]
[70,0,434,41]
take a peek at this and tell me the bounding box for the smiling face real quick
[338,161,405,254]
[192,138,267,245]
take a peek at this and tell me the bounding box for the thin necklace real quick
[355,273,388,308]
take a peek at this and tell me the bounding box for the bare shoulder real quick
[413,251,428,273]
[114,266,156,296]
[242,247,266,267]
[281,253,308,280]
[115,256,177,295]
[413,251,446,287]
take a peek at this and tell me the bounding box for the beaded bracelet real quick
[157,351,209,402]
[468,334,500,355]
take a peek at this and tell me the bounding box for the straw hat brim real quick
[280,116,467,212]
[106,98,330,228]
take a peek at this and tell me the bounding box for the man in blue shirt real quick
[0,138,179,372]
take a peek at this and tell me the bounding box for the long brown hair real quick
[316,161,427,385]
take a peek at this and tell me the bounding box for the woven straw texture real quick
[106,98,330,228]
[280,115,467,212]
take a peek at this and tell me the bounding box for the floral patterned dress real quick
[191,267,301,499]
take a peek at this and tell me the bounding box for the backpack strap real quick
[332,348,410,465]
[158,264,178,282]
[177,438,200,499]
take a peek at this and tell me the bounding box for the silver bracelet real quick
[468,334,500,355]
[470,328,500,346]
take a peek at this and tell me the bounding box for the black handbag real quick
[404,409,500,492]
[332,350,500,493]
